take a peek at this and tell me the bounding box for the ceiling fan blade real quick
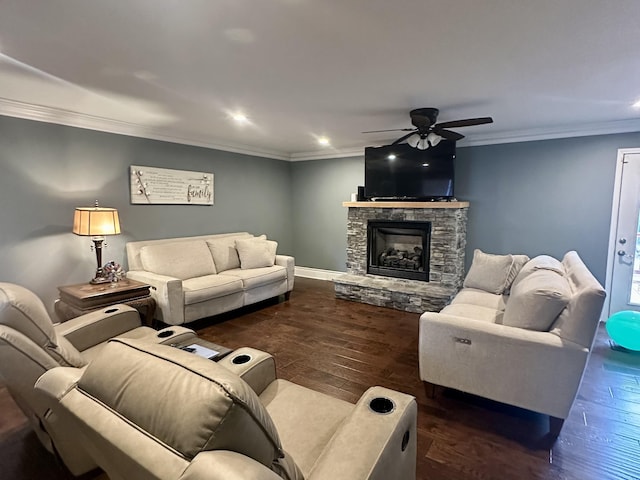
[391,131,419,145]
[437,129,465,141]
[362,128,415,134]
[435,117,493,129]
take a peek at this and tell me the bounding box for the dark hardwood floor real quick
[2,277,640,479]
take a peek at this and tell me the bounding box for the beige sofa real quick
[419,250,606,434]
[126,232,295,325]
[36,338,417,480]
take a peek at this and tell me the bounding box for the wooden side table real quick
[55,279,156,326]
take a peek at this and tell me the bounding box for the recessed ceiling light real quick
[317,136,330,146]
[232,113,248,124]
[387,154,397,160]
[633,99,640,109]
[422,163,430,167]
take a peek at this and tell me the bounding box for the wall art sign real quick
[130,165,214,205]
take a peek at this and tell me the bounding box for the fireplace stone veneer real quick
[335,201,469,313]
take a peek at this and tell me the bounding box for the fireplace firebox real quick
[367,220,431,281]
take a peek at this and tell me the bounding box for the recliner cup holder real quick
[369,397,395,414]
[104,308,118,314]
[232,354,251,365]
[157,330,175,338]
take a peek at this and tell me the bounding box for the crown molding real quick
[0,98,290,161]
[458,118,640,147]
[2,97,640,162]
[288,146,365,161]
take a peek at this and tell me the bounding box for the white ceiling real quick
[1,0,640,161]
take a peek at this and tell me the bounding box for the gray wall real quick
[290,132,640,284]
[291,156,363,271]
[0,116,292,315]
[3,112,640,316]
[455,135,640,282]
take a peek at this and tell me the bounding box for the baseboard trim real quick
[294,267,344,281]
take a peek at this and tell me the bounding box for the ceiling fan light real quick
[427,132,442,147]
[406,133,420,148]
[416,136,430,150]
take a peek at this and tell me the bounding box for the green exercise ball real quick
[606,310,640,351]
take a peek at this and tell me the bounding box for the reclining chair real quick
[0,282,197,475]
[36,338,417,480]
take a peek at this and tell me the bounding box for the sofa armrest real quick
[126,270,185,325]
[54,305,141,352]
[217,347,277,395]
[180,451,283,480]
[308,386,417,480]
[275,255,295,292]
[419,311,589,418]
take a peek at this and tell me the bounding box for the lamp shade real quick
[73,207,121,236]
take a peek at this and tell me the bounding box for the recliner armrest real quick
[180,451,283,480]
[217,347,277,395]
[308,386,417,480]
[54,305,142,352]
[35,367,84,402]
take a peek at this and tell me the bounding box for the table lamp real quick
[73,201,121,284]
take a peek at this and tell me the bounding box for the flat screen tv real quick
[364,140,455,201]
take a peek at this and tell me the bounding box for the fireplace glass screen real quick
[367,221,431,281]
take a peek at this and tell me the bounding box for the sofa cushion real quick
[463,249,515,294]
[441,303,504,323]
[207,234,258,273]
[451,288,508,311]
[182,275,244,305]
[140,241,216,280]
[219,266,287,290]
[503,269,571,331]
[236,238,278,270]
[260,379,354,477]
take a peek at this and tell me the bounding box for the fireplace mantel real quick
[342,201,469,209]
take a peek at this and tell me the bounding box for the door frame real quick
[604,148,640,318]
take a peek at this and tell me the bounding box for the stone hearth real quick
[334,201,469,313]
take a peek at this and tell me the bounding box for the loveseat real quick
[126,232,295,325]
[419,250,606,434]
[36,338,417,480]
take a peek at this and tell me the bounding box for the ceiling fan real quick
[363,108,493,149]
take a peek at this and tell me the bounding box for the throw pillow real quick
[463,249,514,295]
[509,255,564,292]
[207,235,264,272]
[502,269,571,331]
[504,254,530,294]
[235,238,278,269]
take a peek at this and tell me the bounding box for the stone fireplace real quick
[334,201,469,313]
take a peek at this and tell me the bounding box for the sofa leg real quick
[549,416,564,437]
[284,291,291,301]
[423,381,437,399]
